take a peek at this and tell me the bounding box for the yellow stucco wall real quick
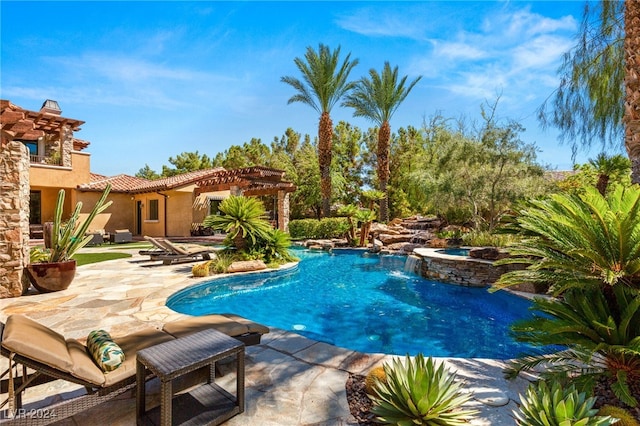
[131,193,166,237]
[29,151,90,189]
[166,190,193,237]
[76,192,133,233]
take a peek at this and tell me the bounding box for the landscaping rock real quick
[427,238,448,248]
[378,233,414,245]
[469,247,508,260]
[227,260,267,273]
[409,231,435,244]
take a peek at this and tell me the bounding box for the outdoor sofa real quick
[0,314,269,425]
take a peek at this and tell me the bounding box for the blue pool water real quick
[436,248,471,257]
[167,248,538,359]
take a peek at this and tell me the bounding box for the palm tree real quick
[624,0,640,183]
[343,62,421,222]
[281,44,359,218]
[588,152,631,195]
[203,196,272,252]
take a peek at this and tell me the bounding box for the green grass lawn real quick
[72,252,132,266]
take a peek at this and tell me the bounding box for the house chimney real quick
[40,99,61,115]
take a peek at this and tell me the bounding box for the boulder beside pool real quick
[227,260,267,273]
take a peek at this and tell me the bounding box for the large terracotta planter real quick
[25,260,76,293]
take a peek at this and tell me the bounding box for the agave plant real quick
[203,195,272,252]
[370,353,477,425]
[47,184,112,262]
[514,380,616,426]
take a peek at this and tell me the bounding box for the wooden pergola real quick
[194,166,296,196]
[194,166,296,230]
[1,100,84,144]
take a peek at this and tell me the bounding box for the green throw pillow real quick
[86,330,125,372]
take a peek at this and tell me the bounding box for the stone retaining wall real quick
[0,141,30,297]
[412,248,531,290]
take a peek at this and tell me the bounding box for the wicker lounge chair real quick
[0,314,269,424]
[154,239,215,265]
[162,313,269,346]
[138,236,170,259]
[0,315,173,425]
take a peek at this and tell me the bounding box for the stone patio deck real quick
[0,246,531,425]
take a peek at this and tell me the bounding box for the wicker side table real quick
[136,329,245,426]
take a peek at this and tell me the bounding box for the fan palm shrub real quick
[505,285,640,406]
[369,353,477,425]
[493,184,640,407]
[256,228,297,264]
[203,196,272,252]
[494,185,640,295]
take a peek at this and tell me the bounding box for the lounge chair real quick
[138,236,170,259]
[154,239,216,265]
[162,313,269,346]
[0,314,269,424]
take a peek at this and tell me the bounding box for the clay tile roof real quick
[78,166,296,195]
[79,174,152,193]
[129,168,226,194]
[73,138,90,151]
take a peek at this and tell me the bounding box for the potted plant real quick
[26,184,112,293]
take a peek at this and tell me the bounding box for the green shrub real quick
[514,380,616,426]
[370,353,477,425]
[209,252,235,274]
[289,219,320,239]
[288,218,349,239]
[461,230,519,247]
[316,217,349,238]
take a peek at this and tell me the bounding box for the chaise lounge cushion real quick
[1,315,176,387]
[102,327,175,387]
[2,315,73,373]
[162,313,269,339]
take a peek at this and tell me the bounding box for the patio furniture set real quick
[85,229,133,246]
[0,313,269,425]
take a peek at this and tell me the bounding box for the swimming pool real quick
[167,248,538,359]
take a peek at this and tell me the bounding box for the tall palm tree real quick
[624,0,640,184]
[281,44,359,218]
[343,62,421,222]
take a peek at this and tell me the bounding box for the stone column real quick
[277,191,290,232]
[0,141,30,297]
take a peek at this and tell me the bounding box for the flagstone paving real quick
[0,246,532,425]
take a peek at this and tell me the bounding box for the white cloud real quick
[335,7,427,39]
[411,6,578,109]
[433,41,487,60]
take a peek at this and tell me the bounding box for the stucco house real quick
[2,99,295,240]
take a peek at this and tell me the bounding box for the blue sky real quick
[1,1,615,176]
